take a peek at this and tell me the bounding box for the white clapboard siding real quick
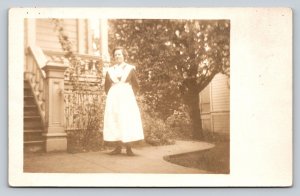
[212,113,230,133]
[36,19,78,52]
[211,73,230,112]
[36,28,77,38]
[199,73,230,133]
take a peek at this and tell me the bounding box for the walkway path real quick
[24,140,214,174]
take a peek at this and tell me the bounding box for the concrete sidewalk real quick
[24,140,214,174]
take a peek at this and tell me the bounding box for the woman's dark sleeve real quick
[104,72,112,94]
[130,69,140,95]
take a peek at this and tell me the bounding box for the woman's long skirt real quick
[103,83,144,143]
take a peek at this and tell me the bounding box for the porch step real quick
[24,87,32,96]
[24,80,44,153]
[24,140,45,153]
[24,130,44,141]
[24,80,30,87]
[24,116,43,129]
[24,116,41,119]
[24,106,39,116]
[24,95,35,105]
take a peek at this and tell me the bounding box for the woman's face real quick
[114,49,125,64]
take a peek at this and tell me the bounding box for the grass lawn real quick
[164,141,230,174]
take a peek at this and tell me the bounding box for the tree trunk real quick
[182,71,219,140]
[183,89,203,140]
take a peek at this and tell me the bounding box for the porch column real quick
[99,18,110,74]
[42,63,68,152]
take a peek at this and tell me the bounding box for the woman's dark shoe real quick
[108,146,122,155]
[126,147,134,156]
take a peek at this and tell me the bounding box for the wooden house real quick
[24,19,109,152]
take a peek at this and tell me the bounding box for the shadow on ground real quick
[164,141,230,174]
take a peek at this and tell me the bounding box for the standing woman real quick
[103,47,144,156]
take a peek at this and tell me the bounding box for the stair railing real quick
[24,45,47,126]
[43,50,103,131]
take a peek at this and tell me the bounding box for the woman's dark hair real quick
[112,46,128,60]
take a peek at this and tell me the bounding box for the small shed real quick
[199,73,230,134]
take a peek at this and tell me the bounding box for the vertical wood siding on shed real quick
[199,84,212,132]
[200,83,211,113]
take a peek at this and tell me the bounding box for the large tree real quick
[108,19,230,139]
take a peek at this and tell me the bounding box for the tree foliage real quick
[108,19,230,138]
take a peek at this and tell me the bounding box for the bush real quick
[137,95,175,146]
[165,105,193,140]
[66,102,105,153]
[142,112,175,146]
[67,129,104,153]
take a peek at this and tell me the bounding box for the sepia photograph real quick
[9,8,292,187]
[23,17,230,174]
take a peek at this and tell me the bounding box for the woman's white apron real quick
[103,64,144,143]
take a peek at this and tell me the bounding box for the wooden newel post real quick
[42,62,68,152]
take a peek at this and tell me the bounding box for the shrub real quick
[165,105,194,140]
[66,101,105,153]
[142,112,175,146]
[67,129,104,153]
[137,95,175,146]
